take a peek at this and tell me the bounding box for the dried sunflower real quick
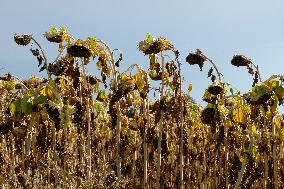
[207,82,224,95]
[14,34,32,46]
[244,83,271,105]
[186,51,206,70]
[231,55,251,67]
[44,26,70,43]
[202,90,218,103]
[200,106,216,124]
[67,43,92,58]
[138,36,173,55]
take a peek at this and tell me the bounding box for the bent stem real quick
[97,39,122,179]
[205,56,223,81]
[250,62,262,82]
[31,37,50,79]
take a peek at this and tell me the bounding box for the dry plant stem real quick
[250,62,262,82]
[15,82,29,91]
[224,119,229,189]
[156,52,165,189]
[52,45,67,64]
[264,112,268,188]
[26,115,34,158]
[81,61,92,188]
[177,57,184,189]
[234,118,254,189]
[78,82,85,182]
[143,99,149,189]
[97,39,122,179]
[95,39,116,74]
[204,56,222,81]
[272,115,278,188]
[31,37,50,79]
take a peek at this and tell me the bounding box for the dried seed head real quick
[207,84,224,95]
[86,75,100,85]
[67,44,92,58]
[231,55,251,67]
[138,37,173,55]
[45,34,64,43]
[201,107,216,124]
[245,93,271,105]
[14,34,32,46]
[186,52,206,70]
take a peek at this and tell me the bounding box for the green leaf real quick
[50,26,57,36]
[5,81,16,90]
[187,83,192,93]
[94,101,102,114]
[10,102,16,116]
[33,96,48,105]
[230,88,233,95]
[10,99,22,119]
[271,80,279,89]
[21,96,33,115]
[146,33,153,42]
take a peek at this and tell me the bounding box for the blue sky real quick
[1,0,284,109]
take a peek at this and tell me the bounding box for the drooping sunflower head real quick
[186,50,206,71]
[231,55,251,67]
[14,34,32,46]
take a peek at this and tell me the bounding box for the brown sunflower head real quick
[244,92,271,105]
[231,55,251,67]
[14,34,32,46]
[207,84,224,95]
[200,107,216,124]
[186,51,206,71]
[138,36,173,55]
[67,44,92,58]
[45,34,64,43]
[86,75,100,86]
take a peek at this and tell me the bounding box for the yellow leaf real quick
[40,87,53,97]
[252,125,257,133]
[187,83,192,93]
[96,61,102,70]
[232,105,250,124]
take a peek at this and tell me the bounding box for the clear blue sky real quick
[1,0,284,109]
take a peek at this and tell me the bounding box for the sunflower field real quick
[0,26,284,188]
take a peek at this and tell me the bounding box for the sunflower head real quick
[186,50,206,70]
[138,34,173,55]
[14,34,32,46]
[231,55,251,67]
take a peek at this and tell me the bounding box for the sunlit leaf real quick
[5,81,16,90]
[187,83,193,93]
[146,33,153,42]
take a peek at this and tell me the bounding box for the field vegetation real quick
[0,26,284,188]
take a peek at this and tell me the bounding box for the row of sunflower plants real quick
[0,26,283,188]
